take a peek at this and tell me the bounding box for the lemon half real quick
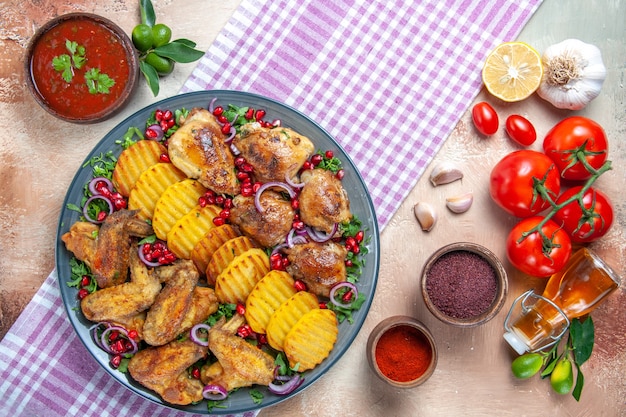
[482,42,543,102]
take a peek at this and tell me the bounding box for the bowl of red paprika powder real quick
[25,13,139,124]
[366,316,437,388]
[421,242,508,327]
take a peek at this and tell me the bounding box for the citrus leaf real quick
[139,60,160,96]
[153,42,204,63]
[571,316,594,366]
[140,0,156,27]
[572,362,584,401]
[171,38,197,48]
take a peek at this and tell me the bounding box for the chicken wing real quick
[128,338,207,405]
[299,168,352,234]
[229,191,295,247]
[61,221,99,270]
[168,108,239,195]
[201,314,275,391]
[285,241,348,298]
[234,125,314,184]
[80,244,162,323]
[142,259,199,346]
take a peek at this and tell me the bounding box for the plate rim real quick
[55,89,380,414]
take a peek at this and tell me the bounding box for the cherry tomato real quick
[505,114,537,146]
[543,116,608,180]
[506,216,572,278]
[553,186,614,243]
[490,150,561,218]
[472,102,499,136]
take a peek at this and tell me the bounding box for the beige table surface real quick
[1,1,624,416]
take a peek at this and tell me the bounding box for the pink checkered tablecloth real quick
[1,0,542,416]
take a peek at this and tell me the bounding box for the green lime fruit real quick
[550,358,574,394]
[131,24,153,52]
[144,52,175,75]
[152,23,172,48]
[511,353,543,379]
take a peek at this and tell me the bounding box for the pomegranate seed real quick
[270,258,283,270]
[215,195,225,205]
[213,106,224,116]
[319,302,328,309]
[219,209,230,219]
[245,108,254,120]
[240,186,254,197]
[292,220,305,230]
[77,288,89,300]
[346,236,357,249]
[345,259,354,267]
[81,275,90,287]
[113,198,127,210]
[241,162,254,173]
[96,211,108,222]
[234,156,246,167]
[160,120,169,131]
[294,280,307,292]
[198,196,207,207]
[223,198,233,209]
[191,367,201,379]
[163,110,173,121]
[291,199,299,210]
[336,169,345,180]
[237,324,252,338]
[213,217,226,226]
[236,171,250,181]
[217,115,228,124]
[355,230,364,243]
[155,109,164,121]
[352,245,361,255]
[342,290,353,303]
[325,150,334,159]
[281,257,290,268]
[128,330,138,340]
[236,303,246,315]
[110,355,122,369]
[302,161,313,170]
[144,128,158,139]
[255,109,266,121]
[167,119,175,129]
[221,123,232,135]
[257,333,268,346]
[311,154,323,166]
[253,182,262,193]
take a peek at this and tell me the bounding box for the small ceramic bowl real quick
[25,13,139,123]
[421,242,508,327]
[366,316,437,388]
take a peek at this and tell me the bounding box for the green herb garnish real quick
[52,40,86,82]
[85,68,115,94]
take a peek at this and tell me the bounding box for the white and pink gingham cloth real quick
[1,0,542,416]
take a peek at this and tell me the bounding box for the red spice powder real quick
[425,250,497,319]
[374,325,432,382]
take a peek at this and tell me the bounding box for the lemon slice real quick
[482,42,543,102]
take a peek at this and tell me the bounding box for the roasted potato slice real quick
[166,204,222,259]
[214,248,270,304]
[112,139,167,197]
[284,308,338,371]
[245,270,297,334]
[266,290,319,351]
[152,179,208,240]
[206,236,257,286]
[190,224,240,275]
[128,163,186,220]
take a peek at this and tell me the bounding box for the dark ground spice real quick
[425,250,497,319]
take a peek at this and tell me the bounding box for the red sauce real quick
[30,17,132,119]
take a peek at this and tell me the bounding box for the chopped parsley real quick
[85,68,115,94]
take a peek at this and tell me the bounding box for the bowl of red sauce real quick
[25,13,139,123]
[366,316,437,388]
[421,242,508,327]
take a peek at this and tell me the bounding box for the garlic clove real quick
[429,162,463,186]
[446,192,474,214]
[414,202,437,231]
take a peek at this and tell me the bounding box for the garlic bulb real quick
[537,39,606,110]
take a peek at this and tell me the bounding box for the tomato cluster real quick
[484,113,613,278]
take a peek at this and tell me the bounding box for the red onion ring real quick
[284,172,304,189]
[224,125,236,143]
[146,124,164,141]
[329,281,359,308]
[83,195,113,224]
[202,384,228,400]
[268,374,304,395]
[190,323,211,347]
[271,243,288,256]
[88,177,113,196]
[305,223,338,243]
[137,243,161,268]
[100,325,138,355]
[230,143,241,156]
[254,182,296,212]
